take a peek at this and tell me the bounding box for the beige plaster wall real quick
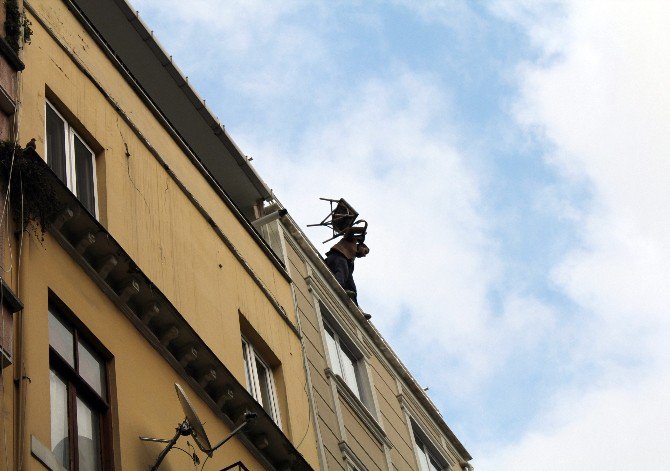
[281,225,469,471]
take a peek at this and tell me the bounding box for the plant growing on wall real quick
[4,0,32,53]
[0,141,63,240]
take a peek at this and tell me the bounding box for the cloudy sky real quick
[132,0,669,468]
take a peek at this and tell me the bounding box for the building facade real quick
[0,0,318,469]
[256,209,473,471]
[0,0,472,470]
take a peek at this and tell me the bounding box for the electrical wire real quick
[294,377,313,450]
[17,162,26,471]
[289,271,316,452]
[14,57,26,471]
[1,272,7,471]
[170,445,198,462]
[0,155,8,471]
[199,454,210,471]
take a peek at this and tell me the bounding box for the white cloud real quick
[132,0,328,98]
[133,0,568,429]
[479,370,670,469]
[243,69,559,394]
[483,0,670,467]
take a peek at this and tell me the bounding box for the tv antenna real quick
[307,198,368,243]
[140,383,257,470]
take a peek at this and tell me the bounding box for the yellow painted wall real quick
[19,235,272,470]
[10,0,318,468]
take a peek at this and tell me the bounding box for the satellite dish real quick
[175,383,213,457]
[139,383,258,470]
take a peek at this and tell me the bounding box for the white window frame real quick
[241,337,282,428]
[412,422,451,471]
[323,321,364,401]
[45,100,99,217]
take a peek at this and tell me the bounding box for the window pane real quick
[416,444,430,471]
[255,357,274,417]
[73,134,96,215]
[49,309,74,367]
[78,339,106,400]
[428,456,441,471]
[76,396,101,471]
[242,341,254,395]
[46,105,67,183]
[324,328,342,377]
[50,370,70,470]
[340,345,360,399]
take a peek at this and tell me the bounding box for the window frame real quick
[48,305,112,471]
[411,421,451,471]
[241,337,282,428]
[323,321,365,401]
[45,99,99,217]
[414,434,442,471]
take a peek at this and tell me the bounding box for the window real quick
[241,338,281,427]
[49,307,109,470]
[45,101,97,216]
[324,322,364,400]
[413,429,446,471]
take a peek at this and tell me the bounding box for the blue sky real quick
[133,1,670,468]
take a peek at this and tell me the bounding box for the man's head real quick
[356,243,369,258]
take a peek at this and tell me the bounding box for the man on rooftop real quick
[325,226,369,308]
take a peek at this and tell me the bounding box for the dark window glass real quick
[255,358,273,416]
[46,102,97,217]
[242,341,253,395]
[74,134,95,214]
[46,105,67,182]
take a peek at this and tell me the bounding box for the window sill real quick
[0,36,25,71]
[325,367,392,448]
